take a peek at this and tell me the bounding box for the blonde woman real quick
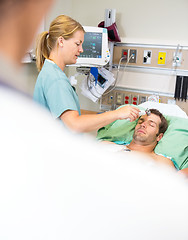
[33,15,140,133]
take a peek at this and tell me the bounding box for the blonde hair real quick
[35,15,84,71]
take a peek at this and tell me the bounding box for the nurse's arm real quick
[60,105,140,133]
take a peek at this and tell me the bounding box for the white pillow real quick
[139,101,188,118]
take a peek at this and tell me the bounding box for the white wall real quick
[22,0,188,110]
[71,0,188,45]
[45,0,73,29]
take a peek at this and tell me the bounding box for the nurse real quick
[34,15,140,133]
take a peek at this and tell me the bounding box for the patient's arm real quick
[101,141,116,144]
[150,153,175,169]
[178,168,188,177]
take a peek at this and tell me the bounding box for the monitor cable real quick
[102,53,134,96]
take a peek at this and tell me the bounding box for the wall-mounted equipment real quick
[143,50,152,64]
[116,92,124,105]
[121,49,129,62]
[172,44,182,67]
[129,49,137,63]
[140,96,147,104]
[108,94,114,104]
[173,52,182,67]
[124,94,131,104]
[174,76,188,101]
[112,42,188,74]
[131,95,139,105]
[76,26,110,67]
[80,67,115,102]
[157,52,166,65]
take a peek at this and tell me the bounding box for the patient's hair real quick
[149,109,168,135]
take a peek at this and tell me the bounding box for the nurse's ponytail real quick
[35,15,84,71]
[35,31,50,71]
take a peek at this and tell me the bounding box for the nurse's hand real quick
[115,105,140,122]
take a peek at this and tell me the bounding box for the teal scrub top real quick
[33,59,81,118]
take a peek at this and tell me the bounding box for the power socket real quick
[121,49,128,62]
[124,94,131,104]
[132,95,139,105]
[116,92,124,105]
[129,49,137,63]
[108,94,114,104]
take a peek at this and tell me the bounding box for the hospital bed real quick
[97,102,188,170]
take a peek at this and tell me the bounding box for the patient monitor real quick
[76,26,110,67]
[70,26,113,102]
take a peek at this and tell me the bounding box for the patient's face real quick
[133,114,162,145]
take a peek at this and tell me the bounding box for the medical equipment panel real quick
[112,43,188,71]
[100,88,188,115]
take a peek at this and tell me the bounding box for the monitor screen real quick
[79,32,102,59]
[75,26,110,67]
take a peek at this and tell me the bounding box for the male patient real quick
[103,108,176,169]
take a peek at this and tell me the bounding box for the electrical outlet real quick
[124,94,131,104]
[108,94,114,104]
[143,50,152,64]
[158,52,166,65]
[116,92,124,105]
[129,49,137,63]
[132,95,139,105]
[121,49,128,62]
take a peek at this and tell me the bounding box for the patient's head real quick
[133,109,168,146]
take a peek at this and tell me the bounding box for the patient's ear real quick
[157,133,163,142]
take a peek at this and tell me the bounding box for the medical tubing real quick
[102,54,134,96]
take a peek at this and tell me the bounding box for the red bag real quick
[98,21,121,42]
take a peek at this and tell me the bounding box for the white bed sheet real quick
[139,101,188,118]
